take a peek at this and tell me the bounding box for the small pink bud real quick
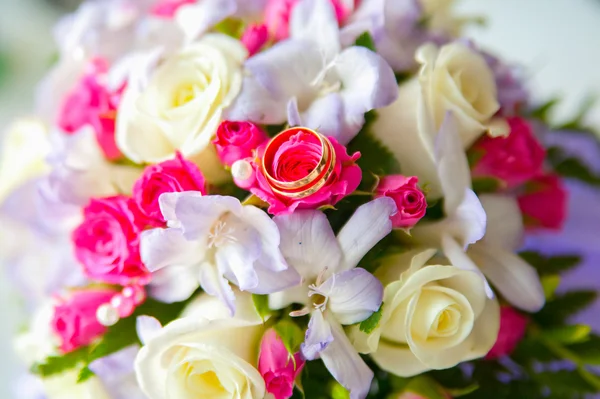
[486,306,528,359]
[213,121,268,167]
[375,175,427,229]
[258,329,304,399]
[151,0,196,18]
[241,24,269,56]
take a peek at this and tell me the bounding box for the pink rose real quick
[258,329,304,399]
[264,0,351,41]
[486,305,528,359]
[58,58,124,160]
[51,289,116,353]
[151,0,196,18]
[248,127,361,215]
[375,175,426,229]
[241,24,270,57]
[213,121,269,167]
[471,117,545,188]
[517,173,567,230]
[73,196,150,285]
[132,152,206,228]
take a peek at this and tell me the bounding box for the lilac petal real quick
[318,268,383,325]
[274,210,343,280]
[135,317,162,345]
[140,228,199,272]
[302,94,347,143]
[234,0,267,17]
[175,0,237,42]
[321,315,374,399]
[287,97,303,127]
[149,265,199,303]
[199,262,236,315]
[301,310,333,360]
[337,197,397,272]
[290,0,340,59]
[216,242,260,291]
[250,265,302,294]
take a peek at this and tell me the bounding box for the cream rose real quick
[116,33,247,181]
[134,292,266,399]
[351,249,499,377]
[43,370,111,399]
[371,42,507,197]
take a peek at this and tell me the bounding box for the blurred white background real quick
[1,0,600,397]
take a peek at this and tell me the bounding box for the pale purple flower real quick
[89,346,146,399]
[13,374,46,399]
[141,193,301,314]
[271,197,397,399]
[226,0,397,145]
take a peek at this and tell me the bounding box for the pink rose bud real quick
[241,24,269,56]
[471,117,546,188]
[73,196,150,285]
[132,152,206,228]
[151,0,196,18]
[486,305,528,359]
[51,289,116,353]
[259,329,304,399]
[58,58,124,160]
[517,173,567,230]
[213,121,269,167]
[247,127,361,215]
[375,175,426,229]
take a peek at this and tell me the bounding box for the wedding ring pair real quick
[261,127,336,200]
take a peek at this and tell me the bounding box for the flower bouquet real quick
[2,0,600,398]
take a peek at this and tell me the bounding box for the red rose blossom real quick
[517,173,567,230]
[486,305,528,359]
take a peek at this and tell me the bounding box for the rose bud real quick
[471,117,545,188]
[241,24,269,57]
[58,58,123,160]
[213,121,269,167]
[248,127,361,215]
[486,305,528,359]
[151,0,196,18]
[517,173,567,230]
[132,152,206,228]
[375,175,426,229]
[51,289,117,353]
[73,196,150,285]
[258,329,304,399]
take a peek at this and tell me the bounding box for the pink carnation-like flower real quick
[241,24,270,57]
[375,175,426,229]
[248,128,361,215]
[58,58,124,160]
[258,329,304,399]
[486,305,528,359]
[471,117,546,188]
[264,0,351,41]
[213,121,269,167]
[151,0,196,18]
[73,196,150,285]
[517,173,567,230]
[132,152,206,228]
[51,289,116,353]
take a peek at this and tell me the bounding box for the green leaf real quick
[404,375,448,399]
[77,366,95,383]
[541,275,561,299]
[520,251,581,276]
[354,32,376,52]
[330,382,351,399]
[30,348,89,378]
[569,334,600,365]
[472,177,502,194]
[274,319,305,355]
[252,294,271,321]
[529,98,560,122]
[546,146,600,187]
[541,324,592,344]
[532,370,599,396]
[535,290,598,326]
[359,304,384,334]
[555,95,597,132]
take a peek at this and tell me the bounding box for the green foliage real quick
[540,324,591,344]
[569,334,600,366]
[359,304,384,334]
[519,251,581,276]
[77,367,95,383]
[534,290,598,326]
[354,32,377,52]
[471,177,501,194]
[274,319,305,356]
[546,146,600,186]
[252,294,271,321]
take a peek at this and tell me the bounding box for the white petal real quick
[287,97,303,127]
[150,265,199,303]
[290,0,341,60]
[452,189,487,246]
[337,197,397,272]
[239,205,288,272]
[136,316,162,346]
[198,262,236,315]
[175,0,237,42]
[216,242,260,291]
[302,310,333,360]
[435,112,471,215]
[251,266,302,295]
[321,315,374,399]
[301,94,346,142]
[372,341,431,377]
[479,194,524,250]
[469,243,545,312]
[140,228,199,272]
[318,268,383,325]
[274,210,343,280]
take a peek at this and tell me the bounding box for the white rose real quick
[116,33,247,182]
[371,42,507,197]
[43,370,111,399]
[135,292,266,399]
[351,249,499,377]
[0,118,51,202]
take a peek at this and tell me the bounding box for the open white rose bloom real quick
[2,0,596,398]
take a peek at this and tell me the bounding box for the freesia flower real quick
[351,248,499,376]
[141,192,301,310]
[486,306,528,359]
[227,0,398,144]
[51,289,117,353]
[89,345,147,399]
[270,197,397,398]
[518,174,567,230]
[134,292,266,399]
[258,329,305,399]
[132,152,206,228]
[213,121,268,167]
[375,175,426,229]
